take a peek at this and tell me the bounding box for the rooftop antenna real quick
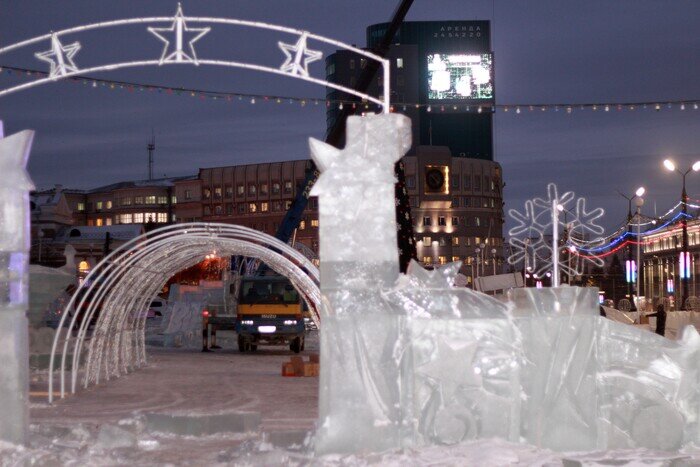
[147,129,155,180]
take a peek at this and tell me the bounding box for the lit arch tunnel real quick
[48,223,320,403]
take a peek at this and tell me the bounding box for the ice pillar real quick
[311,114,412,454]
[0,121,35,445]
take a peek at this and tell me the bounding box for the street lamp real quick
[663,158,700,309]
[491,248,497,275]
[618,186,645,309]
[634,195,644,315]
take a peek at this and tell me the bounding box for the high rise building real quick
[326,21,504,284]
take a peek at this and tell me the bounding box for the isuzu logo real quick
[261,314,277,319]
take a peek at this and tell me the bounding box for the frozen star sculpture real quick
[278,33,322,77]
[507,182,605,285]
[148,3,210,65]
[34,33,81,79]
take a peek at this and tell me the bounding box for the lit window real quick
[423,236,431,245]
[237,185,244,196]
[452,256,460,263]
[78,261,90,272]
[438,256,447,265]
[438,216,446,226]
[475,217,481,227]
[475,237,482,245]
[248,184,257,195]
[299,220,306,230]
[77,202,85,212]
[452,237,459,246]
[285,200,292,210]
[146,195,156,204]
[105,200,112,209]
[396,57,404,68]
[439,237,446,246]
[157,196,168,204]
[171,196,177,204]
[423,216,431,226]
[134,196,144,205]
[213,187,222,200]
[134,213,144,223]
[96,201,103,210]
[145,212,157,223]
[105,218,112,226]
[311,219,319,227]
[249,203,257,213]
[423,256,432,264]
[120,213,133,224]
[157,213,167,223]
[261,202,269,212]
[284,181,293,194]
[272,182,281,194]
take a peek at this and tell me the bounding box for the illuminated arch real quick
[0,3,391,111]
[48,223,320,402]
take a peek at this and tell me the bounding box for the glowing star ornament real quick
[278,33,322,77]
[34,33,81,79]
[148,3,210,65]
[508,183,605,286]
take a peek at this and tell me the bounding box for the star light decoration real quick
[278,33,322,77]
[507,183,605,283]
[34,33,81,79]
[148,3,210,65]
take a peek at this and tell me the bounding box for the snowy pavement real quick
[1,330,700,465]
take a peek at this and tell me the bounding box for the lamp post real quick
[491,247,497,275]
[618,187,645,309]
[634,195,644,314]
[663,159,700,309]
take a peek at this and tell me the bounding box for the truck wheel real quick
[238,335,246,353]
[290,337,301,353]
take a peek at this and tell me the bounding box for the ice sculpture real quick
[312,113,700,455]
[0,121,35,444]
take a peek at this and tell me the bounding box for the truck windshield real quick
[239,279,299,305]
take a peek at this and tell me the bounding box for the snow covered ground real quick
[2,331,700,466]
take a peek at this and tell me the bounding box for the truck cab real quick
[235,275,306,353]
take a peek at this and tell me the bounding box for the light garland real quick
[1,64,698,114]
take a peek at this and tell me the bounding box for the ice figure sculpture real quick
[0,121,35,444]
[313,113,700,456]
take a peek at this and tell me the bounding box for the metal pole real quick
[636,205,642,311]
[681,172,689,309]
[552,199,560,287]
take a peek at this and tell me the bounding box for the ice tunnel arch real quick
[48,223,320,402]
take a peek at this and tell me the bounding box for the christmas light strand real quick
[1,64,698,114]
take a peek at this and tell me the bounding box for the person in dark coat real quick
[647,304,667,336]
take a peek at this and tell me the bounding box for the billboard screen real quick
[427,53,493,101]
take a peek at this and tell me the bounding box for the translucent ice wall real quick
[0,123,35,444]
[312,114,700,455]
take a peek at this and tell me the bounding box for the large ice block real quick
[0,124,35,445]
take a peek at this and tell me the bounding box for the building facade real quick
[642,218,700,309]
[326,21,502,283]
[173,161,320,257]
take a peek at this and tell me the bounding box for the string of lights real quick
[2,64,699,113]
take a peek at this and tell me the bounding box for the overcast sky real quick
[0,0,699,230]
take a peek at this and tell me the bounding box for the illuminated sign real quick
[427,53,493,101]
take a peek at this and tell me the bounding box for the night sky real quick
[1,0,699,231]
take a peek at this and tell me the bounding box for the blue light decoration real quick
[679,251,692,279]
[625,259,637,283]
[667,279,675,293]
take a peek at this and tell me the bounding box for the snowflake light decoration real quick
[508,183,605,286]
